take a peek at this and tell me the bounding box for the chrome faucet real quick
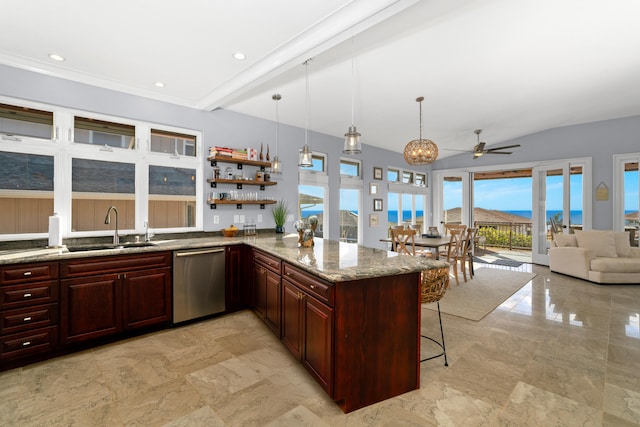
[104,206,119,246]
[144,220,154,242]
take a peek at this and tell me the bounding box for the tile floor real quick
[2,263,640,426]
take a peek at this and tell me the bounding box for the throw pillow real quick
[553,233,577,247]
[574,230,618,257]
[614,231,633,257]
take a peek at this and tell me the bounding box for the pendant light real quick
[343,39,362,154]
[271,94,283,174]
[298,60,313,167]
[403,96,438,165]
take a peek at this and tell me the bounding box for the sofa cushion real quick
[590,257,640,273]
[575,230,618,258]
[614,231,633,257]
[554,233,577,247]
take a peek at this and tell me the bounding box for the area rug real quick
[473,257,525,267]
[423,267,537,321]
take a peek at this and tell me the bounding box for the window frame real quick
[0,96,203,241]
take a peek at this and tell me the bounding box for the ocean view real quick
[302,208,639,225]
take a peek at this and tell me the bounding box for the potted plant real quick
[272,199,290,233]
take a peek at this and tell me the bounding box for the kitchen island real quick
[0,234,448,412]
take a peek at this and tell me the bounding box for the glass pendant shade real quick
[298,144,313,167]
[271,94,283,174]
[271,155,282,174]
[403,96,438,165]
[299,60,313,168]
[343,39,362,154]
[343,125,362,154]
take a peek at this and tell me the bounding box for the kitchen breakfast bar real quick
[0,234,448,413]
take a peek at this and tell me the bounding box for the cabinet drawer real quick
[1,304,58,335]
[60,252,171,278]
[1,262,58,284]
[0,326,58,360]
[283,264,334,306]
[0,280,59,309]
[253,250,281,274]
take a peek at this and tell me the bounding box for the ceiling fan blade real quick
[485,151,512,155]
[486,144,521,152]
[474,142,486,152]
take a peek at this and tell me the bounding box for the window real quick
[299,185,325,238]
[150,129,196,156]
[415,173,426,186]
[402,171,413,184]
[339,188,360,242]
[340,158,361,177]
[0,98,203,240]
[0,102,53,140]
[149,166,196,228]
[614,153,639,246]
[301,153,326,173]
[74,116,135,149]
[387,168,399,182]
[0,152,54,234]
[71,159,135,232]
[387,192,426,232]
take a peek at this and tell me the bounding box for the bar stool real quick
[420,266,450,366]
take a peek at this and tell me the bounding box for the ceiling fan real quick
[472,129,520,159]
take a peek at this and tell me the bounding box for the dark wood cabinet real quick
[60,252,171,346]
[225,245,248,312]
[0,261,59,363]
[252,249,281,336]
[60,274,121,344]
[282,263,334,395]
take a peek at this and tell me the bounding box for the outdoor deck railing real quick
[473,221,533,250]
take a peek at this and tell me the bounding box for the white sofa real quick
[548,230,640,284]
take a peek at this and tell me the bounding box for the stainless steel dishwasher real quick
[173,247,225,324]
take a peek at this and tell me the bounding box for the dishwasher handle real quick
[175,248,225,257]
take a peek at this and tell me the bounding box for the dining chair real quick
[444,223,467,236]
[391,228,433,257]
[462,227,478,279]
[444,228,465,285]
[420,266,450,366]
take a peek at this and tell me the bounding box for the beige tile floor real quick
[2,263,640,426]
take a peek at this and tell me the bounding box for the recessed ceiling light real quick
[154,82,165,88]
[233,52,246,61]
[48,53,65,62]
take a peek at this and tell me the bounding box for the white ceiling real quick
[2,0,640,159]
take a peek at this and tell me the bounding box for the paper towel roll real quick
[48,213,62,247]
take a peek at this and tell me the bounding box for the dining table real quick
[380,235,452,260]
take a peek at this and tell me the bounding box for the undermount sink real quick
[66,242,157,252]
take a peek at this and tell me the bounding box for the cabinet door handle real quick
[23,293,32,298]
[23,271,32,276]
[22,341,31,347]
[23,317,32,322]
[309,284,315,289]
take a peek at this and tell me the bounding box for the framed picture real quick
[369,182,378,195]
[373,198,383,211]
[373,167,383,180]
[369,213,379,227]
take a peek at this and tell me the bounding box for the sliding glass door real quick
[532,160,589,265]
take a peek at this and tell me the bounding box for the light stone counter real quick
[0,234,448,282]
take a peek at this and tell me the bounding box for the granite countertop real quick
[0,234,448,283]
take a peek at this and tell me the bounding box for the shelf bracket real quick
[236,164,243,170]
[210,160,217,167]
[237,183,243,189]
[210,182,217,188]
[236,203,243,209]
[260,204,266,209]
[260,184,265,190]
[209,203,217,209]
